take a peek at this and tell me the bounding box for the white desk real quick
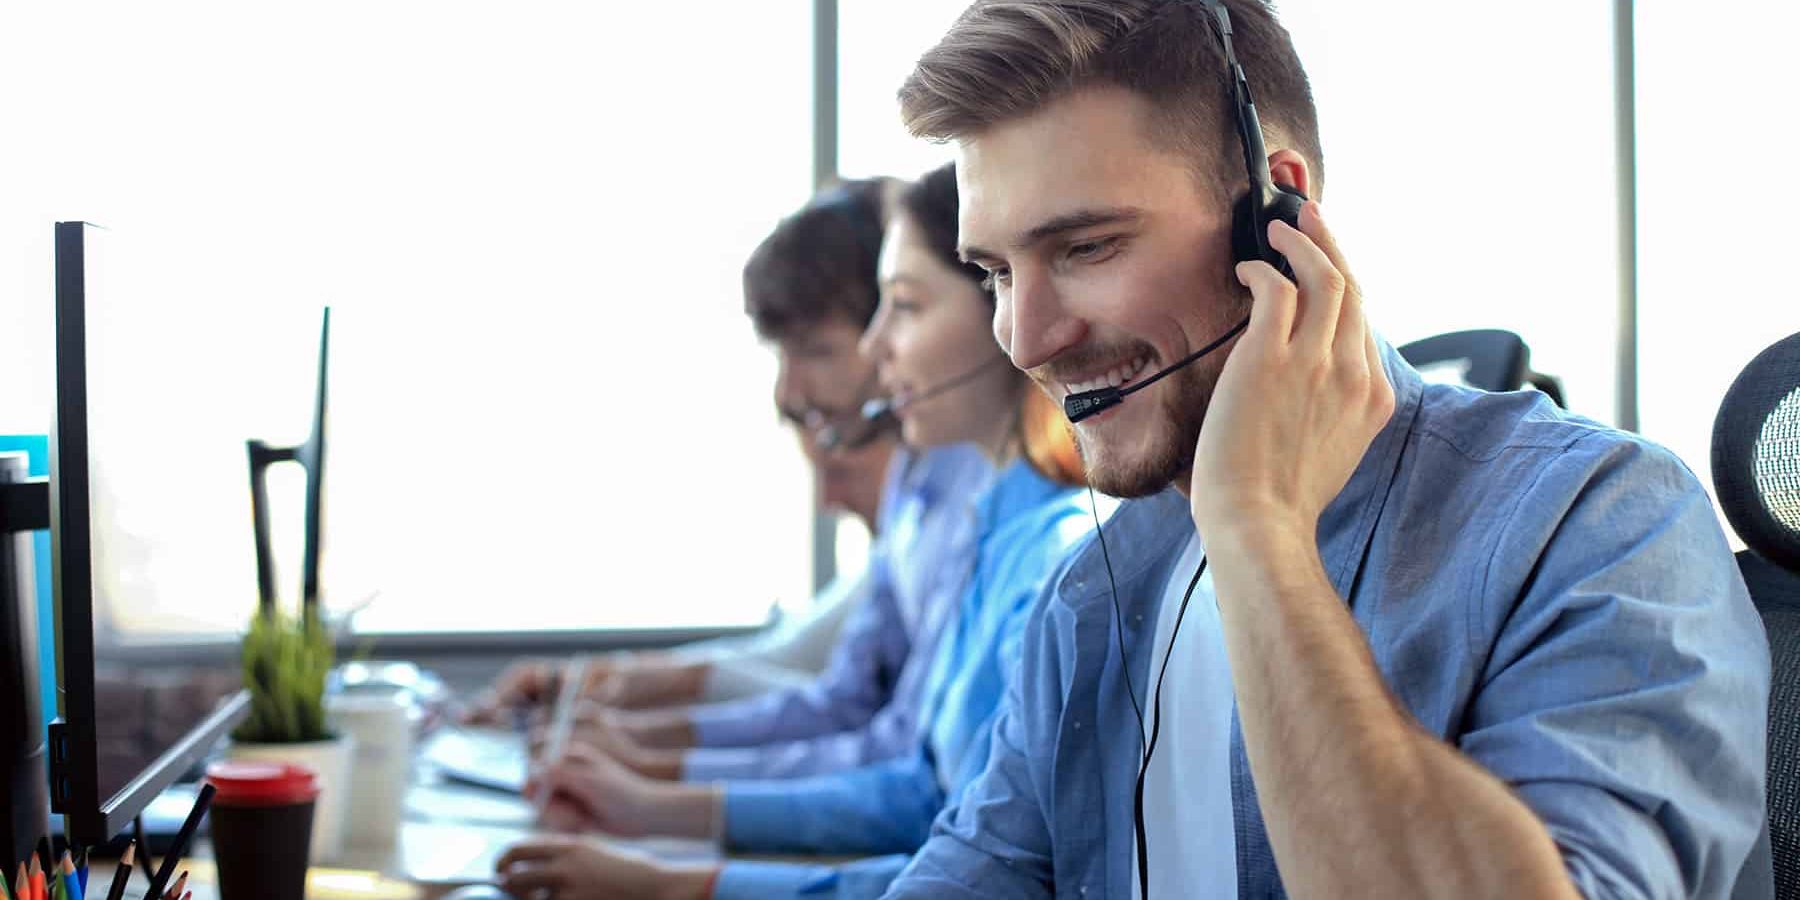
[89,771,719,900]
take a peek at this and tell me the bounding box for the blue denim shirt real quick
[887,344,1769,899]
[685,444,994,780]
[711,459,1094,899]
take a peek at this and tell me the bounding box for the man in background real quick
[471,178,994,786]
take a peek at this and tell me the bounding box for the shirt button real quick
[1080,888,1089,896]
[1073,721,1082,730]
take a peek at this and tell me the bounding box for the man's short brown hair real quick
[743,177,896,341]
[899,0,1322,199]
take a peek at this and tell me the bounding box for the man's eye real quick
[980,268,1011,292]
[1069,237,1117,261]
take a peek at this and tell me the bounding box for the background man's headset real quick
[791,367,899,454]
[1062,3,1308,897]
[787,182,906,454]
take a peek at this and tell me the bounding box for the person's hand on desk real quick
[527,702,688,780]
[497,835,717,900]
[530,744,721,840]
[464,657,619,726]
[465,654,710,727]
[589,657,711,709]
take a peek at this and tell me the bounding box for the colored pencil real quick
[71,849,84,898]
[57,854,80,900]
[13,864,24,900]
[144,783,212,900]
[27,856,44,900]
[161,871,187,900]
[101,843,131,900]
[2,857,11,900]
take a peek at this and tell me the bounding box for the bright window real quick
[836,0,967,182]
[1279,1,1623,424]
[1636,1,1800,513]
[0,2,816,636]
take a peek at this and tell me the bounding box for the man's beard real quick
[1074,355,1216,498]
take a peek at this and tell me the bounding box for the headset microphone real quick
[858,353,1012,423]
[809,370,899,453]
[1063,318,1248,423]
[814,405,897,453]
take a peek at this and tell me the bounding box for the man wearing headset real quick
[885,1,1767,898]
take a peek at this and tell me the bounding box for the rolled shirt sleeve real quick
[712,855,911,900]
[1458,435,1769,898]
[723,750,945,855]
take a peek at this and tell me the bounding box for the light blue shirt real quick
[711,459,1093,899]
[684,444,993,780]
[887,343,1770,899]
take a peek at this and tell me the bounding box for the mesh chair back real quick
[1714,331,1800,899]
[1717,333,1800,570]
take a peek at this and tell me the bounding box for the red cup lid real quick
[204,761,320,806]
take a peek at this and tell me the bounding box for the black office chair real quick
[1397,328,1566,407]
[1714,331,1800,900]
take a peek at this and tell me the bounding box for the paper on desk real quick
[419,727,528,794]
[394,821,720,886]
[400,778,719,885]
[408,780,537,828]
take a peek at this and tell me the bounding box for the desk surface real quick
[87,773,721,900]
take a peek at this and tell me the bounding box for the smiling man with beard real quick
[881,1,1769,898]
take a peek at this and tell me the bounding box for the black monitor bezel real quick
[50,221,249,844]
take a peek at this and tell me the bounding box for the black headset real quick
[1088,3,1308,897]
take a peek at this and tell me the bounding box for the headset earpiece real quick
[1230,184,1308,281]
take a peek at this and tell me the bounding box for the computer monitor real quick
[1,452,51,866]
[47,221,251,845]
[248,307,329,613]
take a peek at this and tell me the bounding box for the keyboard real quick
[419,726,529,794]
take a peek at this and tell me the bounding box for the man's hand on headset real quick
[1188,200,1394,551]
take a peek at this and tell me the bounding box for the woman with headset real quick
[483,162,1094,900]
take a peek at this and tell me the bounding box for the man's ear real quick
[1267,148,1313,198]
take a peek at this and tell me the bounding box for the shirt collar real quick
[1060,338,1426,608]
[976,457,1069,535]
[903,442,994,510]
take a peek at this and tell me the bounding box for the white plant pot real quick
[227,734,355,863]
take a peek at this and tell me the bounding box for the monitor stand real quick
[0,452,50,867]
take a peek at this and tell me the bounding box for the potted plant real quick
[228,607,352,862]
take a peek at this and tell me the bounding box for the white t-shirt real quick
[1131,535,1237,898]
